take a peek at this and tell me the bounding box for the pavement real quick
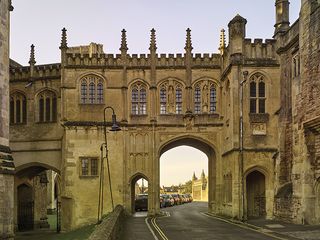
[120,202,320,240]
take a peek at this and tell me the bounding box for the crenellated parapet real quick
[64,51,221,69]
[10,63,61,82]
[243,38,277,60]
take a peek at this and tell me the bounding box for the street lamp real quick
[98,106,121,223]
[240,70,248,222]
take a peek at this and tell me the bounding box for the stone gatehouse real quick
[5,0,320,232]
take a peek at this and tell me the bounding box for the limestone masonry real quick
[2,0,320,233]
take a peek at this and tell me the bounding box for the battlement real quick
[65,52,221,68]
[10,63,61,81]
[243,38,277,59]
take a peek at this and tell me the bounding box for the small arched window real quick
[131,83,147,115]
[194,86,201,114]
[79,75,104,104]
[38,90,57,122]
[176,88,182,114]
[10,92,27,124]
[210,85,217,113]
[250,74,266,114]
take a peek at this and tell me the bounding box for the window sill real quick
[79,103,105,105]
[10,122,27,126]
[36,121,57,124]
[79,175,99,179]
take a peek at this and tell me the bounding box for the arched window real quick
[250,74,266,114]
[210,85,217,113]
[38,90,57,122]
[194,86,201,114]
[79,75,104,104]
[10,92,27,124]
[131,83,147,115]
[176,88,182,114]
[160,88,167,114]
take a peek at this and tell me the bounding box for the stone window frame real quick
[158,79,184,115]
[79,157,99,177]
[249,73,266,114]
[193,79,218,114]
[131,82,148,116]
[10,91,27,124]
[37,89,57,123]
[79,75,104,104]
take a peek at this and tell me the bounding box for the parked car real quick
[135,194,148,211]
[185,193,193,202]
[171,194,182,205]
[160,195,165,208]
[161,194,174,207]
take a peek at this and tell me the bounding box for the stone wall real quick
[88,205,124,240]
[0,0,14,238]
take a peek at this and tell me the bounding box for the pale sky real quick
[10,1,300,65]
[10,1,300,186]
[160,146,207,186]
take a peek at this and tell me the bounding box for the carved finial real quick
[60,27,68,50]
[192,171,197,181]
[201,169,205,179]
[149,28,157,51]
[185,28,193,51]
[29,44,36,66]
[219,29,226,55]
[120,29,128,52]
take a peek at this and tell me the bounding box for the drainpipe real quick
[240,70,248,221]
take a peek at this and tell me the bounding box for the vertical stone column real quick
[0,0,15,239]
[185,28,193,114]
[149,29,157,122]
[120,29,128,123]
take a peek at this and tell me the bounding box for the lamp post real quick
[240,70,248,221]
[98,106,120,223]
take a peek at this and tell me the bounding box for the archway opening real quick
[17,184,34,231]
[130,174,149,214]
[246,170,266,218]
[15,165,61,234]
[159,137,216,212]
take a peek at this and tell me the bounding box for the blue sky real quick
[10,1,301,186]
[10,1,300,65]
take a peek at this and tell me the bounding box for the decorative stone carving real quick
[252,123,267,135]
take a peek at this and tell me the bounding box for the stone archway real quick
[129,173,149,214]
[154,135,217,214]
[15,163,61,231]
[246,170,266,218]
[17,184,34,231]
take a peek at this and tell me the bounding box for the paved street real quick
[120,202,289,240]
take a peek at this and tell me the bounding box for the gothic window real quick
[80,157,98,176]
[194,86,201,114]
[131,83,147,115]
[210,85,217,113]
[249,74,266,114]
[38,90,57,122]
[10,92,27,124]
[160,88,167,114]
[79,75,104,104]
[176,88,182,114]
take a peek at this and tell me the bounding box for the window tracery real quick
[38,90,57,122]
[194,80,217,114]
[80,75,104,104]
[249,74,266,114]
[159,80,183,114]
[10,92,27,124]
[131,82,147,115]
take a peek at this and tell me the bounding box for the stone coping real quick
[88,205,124,240]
